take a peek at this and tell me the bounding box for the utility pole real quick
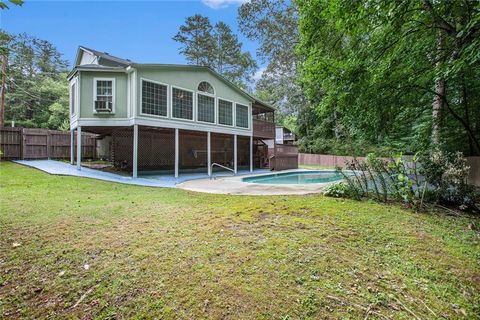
[0,54,7,128]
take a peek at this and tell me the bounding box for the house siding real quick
[74,67,253,135]
[79,71,128,119]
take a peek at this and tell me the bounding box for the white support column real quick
[70,129,74,165]
[234,134,238,174]
[175,128,179,178]
[132,124,138,178]
[249,135,253,172]
[207,131,211,176]
[76,126,81,170]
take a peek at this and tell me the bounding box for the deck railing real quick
[253,119,275,139]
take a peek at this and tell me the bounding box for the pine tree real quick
[173,15,257,88]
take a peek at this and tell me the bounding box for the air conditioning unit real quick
[94,100,112,112]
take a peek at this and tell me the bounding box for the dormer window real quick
[197,81,214,95]
[94,78,115,113]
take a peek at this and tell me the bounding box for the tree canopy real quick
[238,0,304,127]
[173,14,257,89]
[2,32,70,129]
[296,0,480,156]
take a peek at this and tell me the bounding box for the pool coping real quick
[176,169,344,195]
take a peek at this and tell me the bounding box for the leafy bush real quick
[323,182,357,199]
[324,151,479,212]
[420,150,478,209]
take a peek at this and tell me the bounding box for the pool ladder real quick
[210,163,235,180]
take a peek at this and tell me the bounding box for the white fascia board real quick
[134,117,252,136]
[77,118,134,127]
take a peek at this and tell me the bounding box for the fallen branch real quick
[71,283,99,309]
[435,204,461,216]
[326,295,388,319]
[419,298,437,318]
[363,304,372,320]
[392,295,421,320]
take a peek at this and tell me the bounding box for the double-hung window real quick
[197,94,215,123]
[172,87,193,120]
[142,80,168,117]
[236,104,249,128]
[94,79,114,112]
[218,99,233,126]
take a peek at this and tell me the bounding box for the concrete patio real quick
[13,160,268,188]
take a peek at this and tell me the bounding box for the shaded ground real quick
[0,162,479,319]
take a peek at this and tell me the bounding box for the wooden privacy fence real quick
[299,153,480,187]
[0,127,97,160]
[466,157,480,187]
[298,153,368,168]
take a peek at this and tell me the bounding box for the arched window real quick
[197,81,214,95]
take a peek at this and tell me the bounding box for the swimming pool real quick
[242,170,344,185]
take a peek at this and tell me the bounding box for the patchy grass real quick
[0,162,479,319]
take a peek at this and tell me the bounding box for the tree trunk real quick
[0,55,6,128]
[431,31,444,146]
[332,100,341,140]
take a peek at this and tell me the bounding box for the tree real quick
[2,31,70,129]
[173,15,257,88]
[212,21,257,86]
[0,0,22,10]
[238,0,305,119]
[296,0,480,156]
[172,14,215,66]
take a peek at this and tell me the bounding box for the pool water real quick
[243,171,344,185]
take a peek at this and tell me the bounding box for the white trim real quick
[139,77,170,119]
[175,128,179,178]
[217,97,234,127]
[197,80,216,96]
[249,135,253,172]
[133,124,138,178]
[93,77,116,114]
[69,77,77,117]
[234,134,238,174]
[207,131,211,176]
[77,73,81,120]
[133,69,137,118]
[70,129,74,165]
[171,85,195,122]
[127,72,131,118]
[196,92,216,125]
[133,117,251,136]
[76,127,82,170]
[235,102,250,129]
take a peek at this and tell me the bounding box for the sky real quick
[0,0,262,72]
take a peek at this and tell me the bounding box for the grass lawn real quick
[1,162,479,319]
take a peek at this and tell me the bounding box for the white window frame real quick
[196,92,216,125]
[139,78,169,119]
[69,77,78,116]
[93,77,116,114]
[217,97,234,127]
[235,102,250,129]
[197,81,215,96]
[171,85,195,122]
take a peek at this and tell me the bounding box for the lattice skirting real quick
[109,126,254,172]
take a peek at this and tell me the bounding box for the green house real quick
[67,46,276,178]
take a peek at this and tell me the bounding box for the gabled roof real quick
[70,46,275,111]
[75,46,133,67]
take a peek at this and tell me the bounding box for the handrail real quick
[210,162,235,180]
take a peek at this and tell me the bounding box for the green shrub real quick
[327,151,479,212]
[420,150,478,210]
[323,182,358,199]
